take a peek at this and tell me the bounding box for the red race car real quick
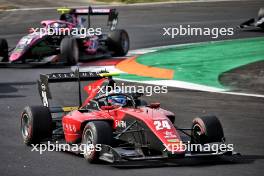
[21,70,236,163]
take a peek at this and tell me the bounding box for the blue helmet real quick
[107,89,127,106]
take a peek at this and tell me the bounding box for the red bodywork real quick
[61,78,185,154]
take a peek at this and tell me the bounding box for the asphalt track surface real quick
[0,1,264,176]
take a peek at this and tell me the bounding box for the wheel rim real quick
[21,114,30,139]
[192,124,202,143]
[83,129,94,156]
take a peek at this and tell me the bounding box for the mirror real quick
[149,103,160,109]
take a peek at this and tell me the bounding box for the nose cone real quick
[9,52,22,62]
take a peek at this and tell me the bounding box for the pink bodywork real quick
[9,20,76,62]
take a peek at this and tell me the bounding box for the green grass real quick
[119,37,264,89]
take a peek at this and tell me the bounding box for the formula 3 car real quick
[21,70,236,163]
[239,8,264,30]
[0,7,129,66]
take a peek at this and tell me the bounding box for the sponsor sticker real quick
[164,131,177,139]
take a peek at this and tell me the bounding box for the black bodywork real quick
[239,8,264,30]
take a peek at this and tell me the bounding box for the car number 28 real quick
[154,120,171,130]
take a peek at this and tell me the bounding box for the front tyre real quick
[82,121,112,163]
[60,37,79,65]
[0,38,8,62]
[107,29,129,57]
[21,106,52,145]
[191,115,224,144]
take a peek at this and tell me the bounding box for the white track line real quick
[75,38,264,98]
[128,37,264,55]
[73,65,124,73]
[120,38,264,98]
[115,78,264,98]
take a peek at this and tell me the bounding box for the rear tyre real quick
[21,106,52,145]
[107,29,129,57]
[82,121,112,163]
[191,115,224,144]
[0,38,8,62]
[60,37,79,65]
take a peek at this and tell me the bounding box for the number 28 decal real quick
[154,120,171,130]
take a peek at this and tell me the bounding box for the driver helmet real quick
[77,17,86,28]
[60,14,74,23]
[107,89,127,106]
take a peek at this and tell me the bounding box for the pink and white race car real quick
[0,7,129,66]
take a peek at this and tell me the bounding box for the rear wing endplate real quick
[37,70,115,108]
[57,6,118,30]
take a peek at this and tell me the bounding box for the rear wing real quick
[57,6,118,30]
[37,69,118,108]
